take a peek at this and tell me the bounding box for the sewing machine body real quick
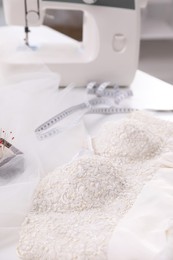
[2,0,140,86]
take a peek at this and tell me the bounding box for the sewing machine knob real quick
[27,12,40,25]
[83,0,97,4]
[113,34,127,53]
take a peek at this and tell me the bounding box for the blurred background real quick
[0,0,173,84]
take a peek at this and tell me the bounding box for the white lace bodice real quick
[18,112,173,260]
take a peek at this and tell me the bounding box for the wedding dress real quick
[17,112,173,260]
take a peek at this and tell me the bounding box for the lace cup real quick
[93,119,164,162]
[32,156,124,213]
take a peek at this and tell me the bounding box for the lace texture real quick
[18,112,173,260]
[31,157,124,213]
[92,116,166,163]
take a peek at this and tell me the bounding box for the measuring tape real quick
[35,83,135,140]
[88,107,137,114]
[87,82,133,103]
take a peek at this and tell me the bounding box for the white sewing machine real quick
[2,0,140,87]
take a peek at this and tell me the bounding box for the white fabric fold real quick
[108,166,173,260]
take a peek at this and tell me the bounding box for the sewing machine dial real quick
[83,0,97,4]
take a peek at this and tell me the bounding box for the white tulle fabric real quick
[17,112,173,260]
[0,66,86,259]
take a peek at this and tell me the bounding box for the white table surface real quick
[0,25,173,258]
